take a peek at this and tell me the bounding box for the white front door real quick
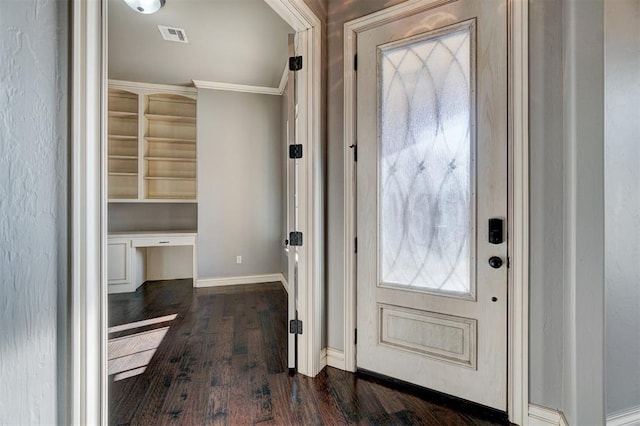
[356,0,508,410]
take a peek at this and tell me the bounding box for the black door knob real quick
[488,256,503,269]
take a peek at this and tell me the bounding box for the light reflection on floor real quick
[108,314,176,382]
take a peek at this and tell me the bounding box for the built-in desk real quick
[107,231,197,294]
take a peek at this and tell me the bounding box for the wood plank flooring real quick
[108,279,510,425]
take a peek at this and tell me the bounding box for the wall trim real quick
[70,0,106,424]
[192,61,289,96]
[528,404,569,426]
[109,79,197,98]
[326,348,346,370]
[281,274,289,293]
[342,0,528,424]
[278,60,289,94]
[266,0,324,378]
[607,406,640,426]
[196,273,285,288]
[192,79,282,96]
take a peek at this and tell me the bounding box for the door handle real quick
[488,256,503,269]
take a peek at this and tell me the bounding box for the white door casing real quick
[70,1,323,424]
[356,0,508,411]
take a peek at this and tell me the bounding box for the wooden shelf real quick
[145,113,196,123]
[109,155,138,160]
[145,157,196,162]
[109,111,138,119]
[109,135,137,140]
[144,177,196,181]
[145,137,196,144]
[108,87,197,202]
[108,199,197,203]
[145,195,197,200]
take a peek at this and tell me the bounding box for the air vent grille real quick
[158,25,188,43]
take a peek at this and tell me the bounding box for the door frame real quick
[341,0,529,424]
[69,0,323,424]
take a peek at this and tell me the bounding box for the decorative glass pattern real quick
[379,25,473,295]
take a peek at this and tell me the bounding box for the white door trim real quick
[70,1,107,424]
[70,0,323,424]
[265,0,324,378]
[342,0,529,423]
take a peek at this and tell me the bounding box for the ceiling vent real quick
[158,25,188,43]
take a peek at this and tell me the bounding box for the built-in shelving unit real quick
[144,93,197,200]
[108,89,139,199]
[107,84,197,203]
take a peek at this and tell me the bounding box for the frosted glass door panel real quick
[378,23,475,296]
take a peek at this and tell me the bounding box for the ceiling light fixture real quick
[123,0,165,14]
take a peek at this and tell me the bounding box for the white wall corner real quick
[196,273,285,288]
[280,274,288,293]
[529,404,569,426]
[607,406,640,426]
[320,347,327,368]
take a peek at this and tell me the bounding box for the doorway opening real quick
[68,0,322,424]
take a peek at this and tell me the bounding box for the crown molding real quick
[193,79,282,96]
[108,79,197,98]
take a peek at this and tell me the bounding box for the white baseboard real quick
[281,274,288,293]
[608,406,640,426]
[326,347,345,370]
[529,404,569,426]
[196,273,284,288]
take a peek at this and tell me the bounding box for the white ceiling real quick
[108,0,293,87]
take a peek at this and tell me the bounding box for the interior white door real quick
[356,0,508,410]
[286,33,299,371]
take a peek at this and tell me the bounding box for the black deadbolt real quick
[489,218,504,244]
[488,256,503,269]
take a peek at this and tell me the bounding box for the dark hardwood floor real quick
[108,280,510,425]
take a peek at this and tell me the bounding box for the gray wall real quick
[0,0,68,424]
[605,0,640,416]
[108,203,197,232]
[528,0,565,410]
[197,90,284,279]
[325,0,404,351]
[529,1,606,424]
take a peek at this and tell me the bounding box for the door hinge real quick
[354,237,357,254]
[289,56,303,71]
[289,144,303,159]
[290,319,303,334]
[349,144,357,162]
[354,328,357,345]
[354,54,358,71]
[289,231,303,246]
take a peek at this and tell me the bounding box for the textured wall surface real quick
[0,0,67,424]
[196,90,284,279]
[528,0,565,409]
[605,0,640,416]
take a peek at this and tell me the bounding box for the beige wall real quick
[197,89,285,280]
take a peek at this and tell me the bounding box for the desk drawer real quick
[132,236,195,247]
